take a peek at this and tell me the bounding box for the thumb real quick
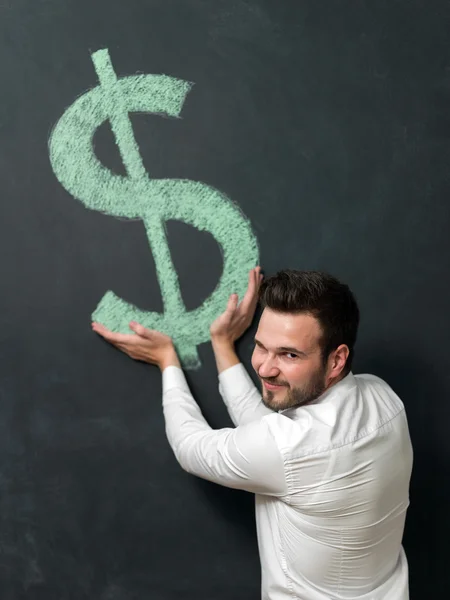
[129,321,153,339]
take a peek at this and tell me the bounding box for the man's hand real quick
[210,266,263,373]
[91,321,180,371]
[210,266,263,345]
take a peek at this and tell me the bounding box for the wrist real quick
[211,338,240,374]
[158,346,181,371]
[211,335,235,350]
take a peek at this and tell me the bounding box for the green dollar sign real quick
[49,49,259,368]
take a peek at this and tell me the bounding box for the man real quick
[93,268,413,600]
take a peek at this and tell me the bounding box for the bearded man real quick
[93,268,413,600]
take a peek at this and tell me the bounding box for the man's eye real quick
[284,353,298,360]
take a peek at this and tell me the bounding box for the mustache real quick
[260,376,289,387]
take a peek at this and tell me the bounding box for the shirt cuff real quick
[162,365,190,394]
[218,362,259,397]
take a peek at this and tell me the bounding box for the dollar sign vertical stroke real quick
[49,49,259,368]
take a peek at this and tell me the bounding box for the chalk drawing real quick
[49,48,259,368]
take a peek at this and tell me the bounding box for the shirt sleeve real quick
[162,366,287,496]
[218,363,274,426]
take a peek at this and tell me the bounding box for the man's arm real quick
[162,365,287,495]
[209,267,272,425]
[91,320,286,494]
[212,338,273,426]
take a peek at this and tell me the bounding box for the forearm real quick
[162,366,212,470]
[211,337,240,374]
[218,363,273,425]
[211,337,272,425]
[209,330,273,425]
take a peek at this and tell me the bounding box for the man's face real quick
[251,308,328,411]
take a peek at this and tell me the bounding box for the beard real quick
[261,364,327,411]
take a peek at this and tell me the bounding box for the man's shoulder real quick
[354,372,392,387]
[257,372,407,457]
[353,372,405,411]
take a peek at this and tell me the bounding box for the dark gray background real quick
[0,1,448,597]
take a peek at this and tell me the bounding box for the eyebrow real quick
[254,338,308,357]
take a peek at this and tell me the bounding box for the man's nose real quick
[258,355,280,379]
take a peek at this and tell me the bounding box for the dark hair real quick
[259,270,360,375]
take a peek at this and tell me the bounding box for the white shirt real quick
[162,364,413,600]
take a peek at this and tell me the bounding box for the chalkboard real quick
[0,1,448,598]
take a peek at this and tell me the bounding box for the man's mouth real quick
[262,380,288,391]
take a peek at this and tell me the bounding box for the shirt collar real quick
[279,372,357,418]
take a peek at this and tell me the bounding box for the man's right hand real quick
[210,266,263,345]
[210,267,263,373]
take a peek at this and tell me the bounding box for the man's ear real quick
[327,344,350,382]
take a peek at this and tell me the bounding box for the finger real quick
[257,266,264,287]
[240,267,260,312]
[248,267,261,308]
[225,293,239,314]
[92,321,110,334]
[92,322,137,345]
[253,266,262,291]
[129,322,172,345]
